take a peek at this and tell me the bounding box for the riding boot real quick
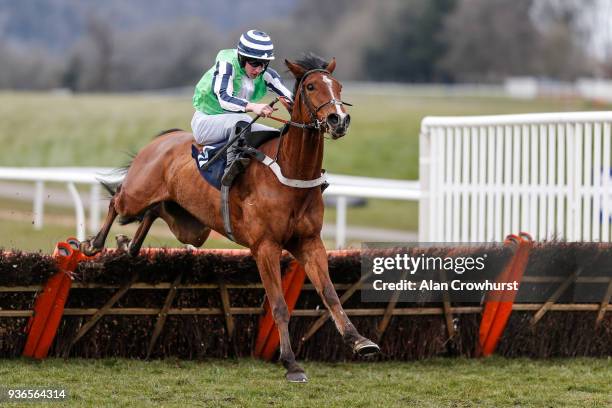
[221,123,251,187]
[221,146,250,186]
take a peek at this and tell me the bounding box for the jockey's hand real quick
[247,103,275,117]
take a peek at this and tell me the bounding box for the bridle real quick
[269,68,352,132]
[298,69,352,131]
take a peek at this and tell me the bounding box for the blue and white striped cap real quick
[237,30,275,60]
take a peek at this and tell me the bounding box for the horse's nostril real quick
[327,113,340,126]
[344,114,351,128]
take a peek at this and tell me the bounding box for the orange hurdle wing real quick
[22,272,65,357]
[254,261,306,360]
[481,233,533,356]
[23,241,76,359]
[33,272,73,359]
[477,235,520,357]
[260,261,306,361]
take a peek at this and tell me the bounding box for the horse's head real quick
[285,55,350,139]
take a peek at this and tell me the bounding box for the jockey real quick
[191,29,293,184]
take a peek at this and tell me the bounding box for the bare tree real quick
[0,40,62,89]
[441,0,598,82]
[266,0,398,80]
[64,15,115,91]
[439,0,541,82]
[87,16,113,90]
[530,0,597,79]
[110,18,222,90]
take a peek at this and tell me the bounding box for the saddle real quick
[191,122,283,190]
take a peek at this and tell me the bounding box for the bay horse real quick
[81,54,380,382]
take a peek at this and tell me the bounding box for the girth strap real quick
[221,184,235,242]
[219,147,327,242]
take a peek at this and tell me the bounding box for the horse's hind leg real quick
[290,237,380,356]
[81,196,119,256]
[124,203,161,257]
[253,241,307,383]
[158,201,210,247]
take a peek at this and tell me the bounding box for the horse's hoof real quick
[127,243,140,258]
[354,338,380,357]
[80,240,100,257]
[115,234,130,252]
[286,371,308,383]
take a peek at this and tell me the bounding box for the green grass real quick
[324,198,419,231]
[0,358,609,407]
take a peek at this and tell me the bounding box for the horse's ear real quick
[326,58,336,74]
[285,59,306,78]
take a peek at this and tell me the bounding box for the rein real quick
[267,69,352,132]
[267,115,316,130]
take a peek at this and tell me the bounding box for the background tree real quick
[0,0,608,89]
[440,0,596,82]
[63,16,114,91]
[439,0,541,82]
[0,40,61,89]
[110,19,222,91]
[530,0,596,79]
[362,0,456,82]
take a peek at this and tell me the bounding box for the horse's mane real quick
[290,52,328,96]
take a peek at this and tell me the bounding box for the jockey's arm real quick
[213,62,250,112]
[263,68,293,112]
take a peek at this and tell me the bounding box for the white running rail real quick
[419,111,612,242]
[0,168,420,246]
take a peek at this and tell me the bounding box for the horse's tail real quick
[99,180,139,225]
[100,180,119,196]
[99,129,182,226]
[100,128,182,195]
[98,148,137,197]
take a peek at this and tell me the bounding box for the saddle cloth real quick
[191,142,227,190]
[191,128,283,190]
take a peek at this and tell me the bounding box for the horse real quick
[81,54,380,382]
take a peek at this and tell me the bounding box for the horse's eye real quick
[306,84,315,91]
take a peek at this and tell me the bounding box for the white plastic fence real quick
[0,167,116,241]
[419,111,612,242]
[0,168,420,247]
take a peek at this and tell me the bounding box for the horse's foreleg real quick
[253,241,307,383]
[126,204,160,257]
[81,196,119,256]
[290,237,380,356]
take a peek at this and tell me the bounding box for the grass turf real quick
[0,357,609,407]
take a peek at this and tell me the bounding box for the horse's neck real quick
[277,112,324,181]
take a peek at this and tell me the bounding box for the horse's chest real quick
[240,191,322,239]
[283,197,323,237]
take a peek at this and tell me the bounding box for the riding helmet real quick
[237,30,275,61]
